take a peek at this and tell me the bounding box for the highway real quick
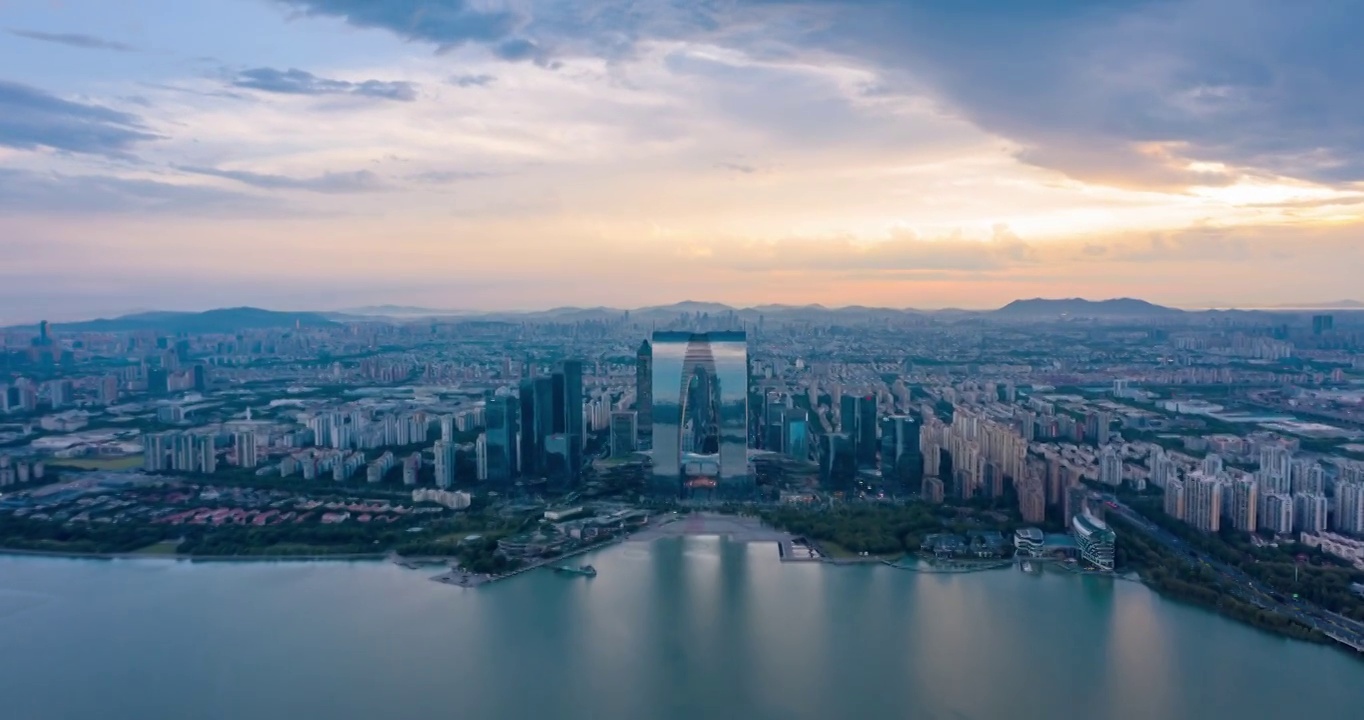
[1101,495,1364,652]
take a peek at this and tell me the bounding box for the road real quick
[1101,495,1364,652]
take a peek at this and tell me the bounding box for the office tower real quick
[1295,493,1328,534]
[484,396,517,483]
[147,368,170,395]
[518,379,541,475]
[1188,472,1222,532]
[610,411,638,458]
[820,433,855,490]
[856,394,877,467]
[1261,493,1293,534]
[1164,476,1187,521]
[636,340,652,443]
[1099,445,1123,487]
[191,364,207,392]
[434,440,456,489]
[879,416,919,477]
[1334,481,1364,534]
[784,408,810,462]
[650,331,749,498]
[1228,476,1258,532]
[559,359,584,442]
[839,394,857,438]
[234,431,258,468]
[1313,314,1334,335]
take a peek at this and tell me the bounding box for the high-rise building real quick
[1291,461,1325,495]
[47,379,74,408]
[1202,453,1223,477]
[1018,473,1046,524]
[1149,448,1176,489]
[1295,493,1328,534]
[475,434,489,482]
[636,340,652,444]
[1065,484,1090,525]
[1188,472,1223,533]
[610,411,638,458]
[518,379,542,476]
[560,360,584,442]
[783,408,810,462]
[98,375,120,406]
[923,475,945,504]
[234,431,258,468]
[856,395,877,467]
[879,415,919,484]
[195,434,216,474]
[434,440,456,489]
[1228,476,1258,532]
[1098,445,1123,487]
[1334,480,1364,534]
[1164,476,1187,521]
[484,396,517,483]
[1258,445,1293,494]
[147,368,170,396]
[650,331,749,498]
[1261,493,1293,534]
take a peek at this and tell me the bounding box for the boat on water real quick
[555,564,598,577]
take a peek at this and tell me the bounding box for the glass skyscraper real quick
[650,331,749,498]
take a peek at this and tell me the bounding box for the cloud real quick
[6,28,137,52]
[0,80,158,156]
[0,168,276,215]
[274,0,519,51]
[449,73,496,87]
[230,67,417,101]
[408,170,493,183]
[175,165,388,193]
[767,0,1364,186]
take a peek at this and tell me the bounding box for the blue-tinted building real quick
[650,331,749,498]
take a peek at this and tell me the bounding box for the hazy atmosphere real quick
[3,0,1363,320]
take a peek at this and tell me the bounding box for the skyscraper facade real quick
[636,340,652,445]
[650,331,749,498]
[483,396,517,484]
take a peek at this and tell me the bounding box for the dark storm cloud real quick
[745,0,1364,185]
[175,165,388,193]
[0,80,158,156]
[274,0,519,50]
[231,67,418,101]
[6,28,138,52]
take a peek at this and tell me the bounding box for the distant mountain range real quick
[991,297,1183,319]
[9,307,338,334]
[6,297,1329,333]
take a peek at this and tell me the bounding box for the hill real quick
[33,307,338,333]
[991,298,1183,319]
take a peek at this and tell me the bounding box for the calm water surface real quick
[2,537,1362,720]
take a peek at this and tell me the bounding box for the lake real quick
[2,537,1362,720]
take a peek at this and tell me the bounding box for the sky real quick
[2,0,1363,322]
